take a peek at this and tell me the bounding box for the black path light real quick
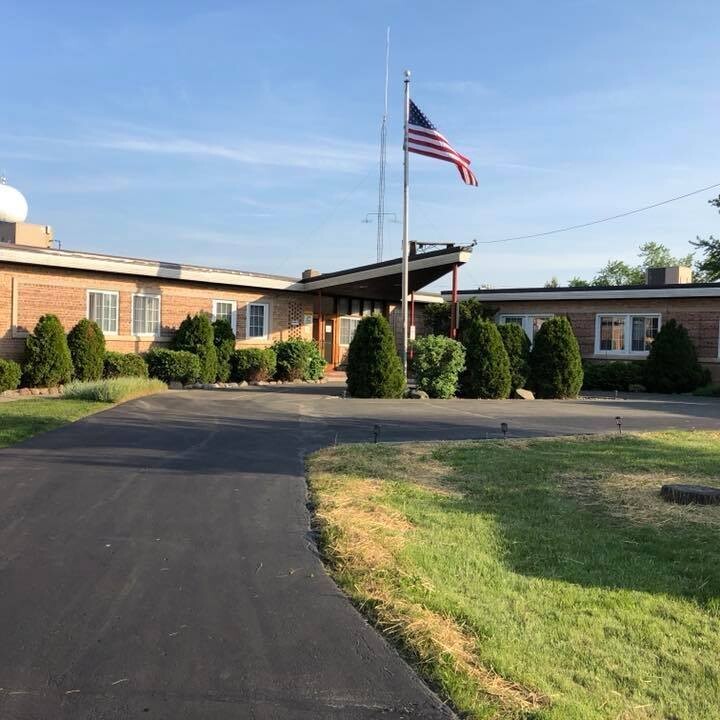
[373,424,382,444]
[500,422,509,440]
[615,416,623,435]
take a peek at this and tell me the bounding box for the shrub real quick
[497,323,531,391]
[0,358,22,392]
[644,319,708,393]
[530,316,583,398]
[63,377,167,403]
[103,352,148,379]
[410,335,465,398]
[145,348,201,385]
[693,383,720,397]
[459,320,511,399]
[171,313,218,383]
[272,339,325,382]
[232,348,277,382]
[582,361,644,391]
[346,315,405,398]
[67,318,106,381]
[213,318,236,382]
[23,314,73,388]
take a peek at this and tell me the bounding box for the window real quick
[87,290,118,334]
[132,294,161,336]
[213,299,237,333]
[246,302,269,339]
[595,314,660,355]
[340,317,362,345]
[498,315,553,342]
[337,297,349,316]
[350,298,361,316]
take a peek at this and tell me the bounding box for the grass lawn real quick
[0,398,107,448]
[308,432,720,720]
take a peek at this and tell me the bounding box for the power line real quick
[476,181,720,245]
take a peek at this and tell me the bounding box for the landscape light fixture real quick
[373,424,381,444]
[500,422,508,440]
[615,416,623,435]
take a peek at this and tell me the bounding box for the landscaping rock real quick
[513,388,535,400]
[18,387,32,396]
[405,389,429,399]
[168,381,184,390]
[661,483,720,505]
[239,381,248,387]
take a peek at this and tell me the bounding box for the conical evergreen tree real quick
[346,315,406,398]
[529,316,583,398]
[498,322,531,391]
[644,319,707,393]
[459,320,511,399]
[23,314,73,387]
[172,313,218,383]
[68,318,106,381]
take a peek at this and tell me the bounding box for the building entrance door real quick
[324,319,334,364]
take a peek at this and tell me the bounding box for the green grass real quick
[0,398,107,448]
[63,376,167,402]
[309,432,720,720]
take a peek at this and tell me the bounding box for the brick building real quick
[0,218,470,369]
[449,268,720,380]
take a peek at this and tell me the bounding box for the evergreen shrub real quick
[459,320,511,399]
[497,323,531,391]
[232,348,277,382]
[172,313,218,383]
[23,314,73,388]
[529,316,583,398]
[346,315,405,398]
[145,348,201,385]
[67,318,106,381]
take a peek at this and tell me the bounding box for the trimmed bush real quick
[272,339,325,382]
[498,323,531,391]
[410,335,466,398]
[582,361,644,391]
[103,352,148,379]
[145,348,201,385]
[0,358,22,392]
[171,313,218,384]
[67,318,106,381]
[23,314,73,388]
[346,315,405,398]
[643,319,708,393]
[530,316,583,398]
[232,348,277,382]
[63,377,167,403]
[459,320,511,399]
[213,318,236,382]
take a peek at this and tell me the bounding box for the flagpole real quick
[401,69,410,377]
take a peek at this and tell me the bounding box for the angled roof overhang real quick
[299,246,472,301]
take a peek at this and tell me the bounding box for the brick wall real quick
[489,296,720,379]
[0,263,314,361]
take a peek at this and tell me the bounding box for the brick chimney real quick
[302,268,321,279]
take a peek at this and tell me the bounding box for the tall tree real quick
[567,276,590,287]
[544,276,559,288]
[690,194,720,282]
[590,242,693,286]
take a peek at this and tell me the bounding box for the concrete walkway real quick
[1,384,719,719]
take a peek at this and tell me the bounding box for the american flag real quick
[406,100,478,186]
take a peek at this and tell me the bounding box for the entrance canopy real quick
[299,245,472,300]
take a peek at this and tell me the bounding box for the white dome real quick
[0,180,29,223]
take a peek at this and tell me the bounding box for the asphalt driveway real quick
[1,384,720,718]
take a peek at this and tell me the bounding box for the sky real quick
[2,1,719,291]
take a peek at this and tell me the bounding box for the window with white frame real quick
[595,314,660,355]
[246,302,269,339]
[213,299,237,333]
[339,317,362,345]
[498,314,553,342]
[87,290,118,334]
[132,294,161,335]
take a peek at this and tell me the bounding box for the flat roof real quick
[443,282,720,302]
[0,240,469,300]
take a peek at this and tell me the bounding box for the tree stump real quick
[660,484,720,505]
